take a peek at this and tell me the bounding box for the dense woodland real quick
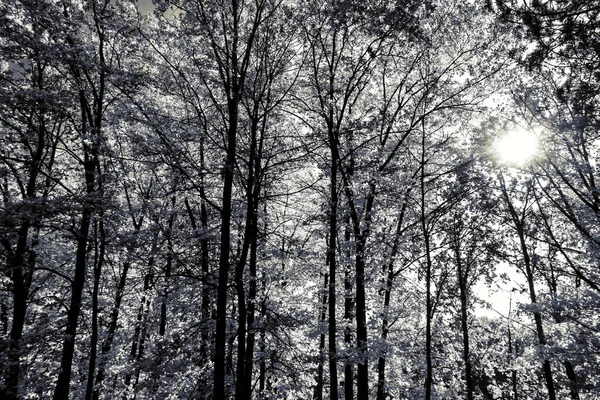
[1,0,599,398]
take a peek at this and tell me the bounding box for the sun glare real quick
[495,128,539,165]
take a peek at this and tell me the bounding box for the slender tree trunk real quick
[235,269,248,398]
[160,197,176,337]
[376,263,394,400]
[215,96,237,395]
[354,236,368,399]
[421,122,433,400]
[124,269,153,398]
[199,139,212,362]
[259,284,268,398]
[508,300,518,400]
[4,222,31,400]
[328,131,339,399]
[243,211,259,400]
[564,361,579,400]
[499,173,556,400]
[455,244,474,400]
[54,6,105,392]
[314,271,329,400]
[343,220,354,400]
[521,233,556,400]
[3,75,47,398]
[53,205,94,400]
[423,228,433,400]
[53,113,98,397]
[184,195,211,368]
[376,199,409,400]
[85,220,106,400]
[159,252,172,337]
[92,260,131,400]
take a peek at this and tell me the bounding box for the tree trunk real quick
[3,72,48,397]
[328,132,339,400]
[53,204,94,400]
[259,287,268,399]
[314,271,329,400]
[124,268,153,398]
[343,220,354,400]
[53,110,98,397]
[499,173,556,400]
[243,210,259,400]
[85,220,105,400]
[354,236,368,400]
[455,243,474,400]
[421,123,433,400]
[376,264,394,400]
[92,259,131,400]
[376,198,409,400]
[4,222,31,400]
[160,197,176,337]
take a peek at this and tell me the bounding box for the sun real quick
[495,128,539,165]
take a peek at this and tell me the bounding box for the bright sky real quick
[495,128,539,165]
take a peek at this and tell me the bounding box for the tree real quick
[0,1,67,396]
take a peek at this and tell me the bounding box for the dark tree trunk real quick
[3,63,48,397]
[4,222,31,400]
[53,204,94,400]
[328,133,339,400]
[259,289,268,398]
[343,220,354,400]
[53,6,105,392]
[124,268,154,395]
[354,237,368,400]
[499,173,556,400]
[423,229,433,400]
[234,125,258,399]
[376,263,393,400]
[92,260,131,400]
[508,315,518,400]
[564,361,579,400]
[314,272,329,400]
[242,210,259,400]
[160,198,176,337]
[199,138,212,362]
[85,220,105,400]
[159,251,172,337]
[53,103,98,397]
[184,195,211,368]
[376,198,409,400]
[455,243,474,400]
[420,125,433,400]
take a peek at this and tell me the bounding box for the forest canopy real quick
[1,0,599,399]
